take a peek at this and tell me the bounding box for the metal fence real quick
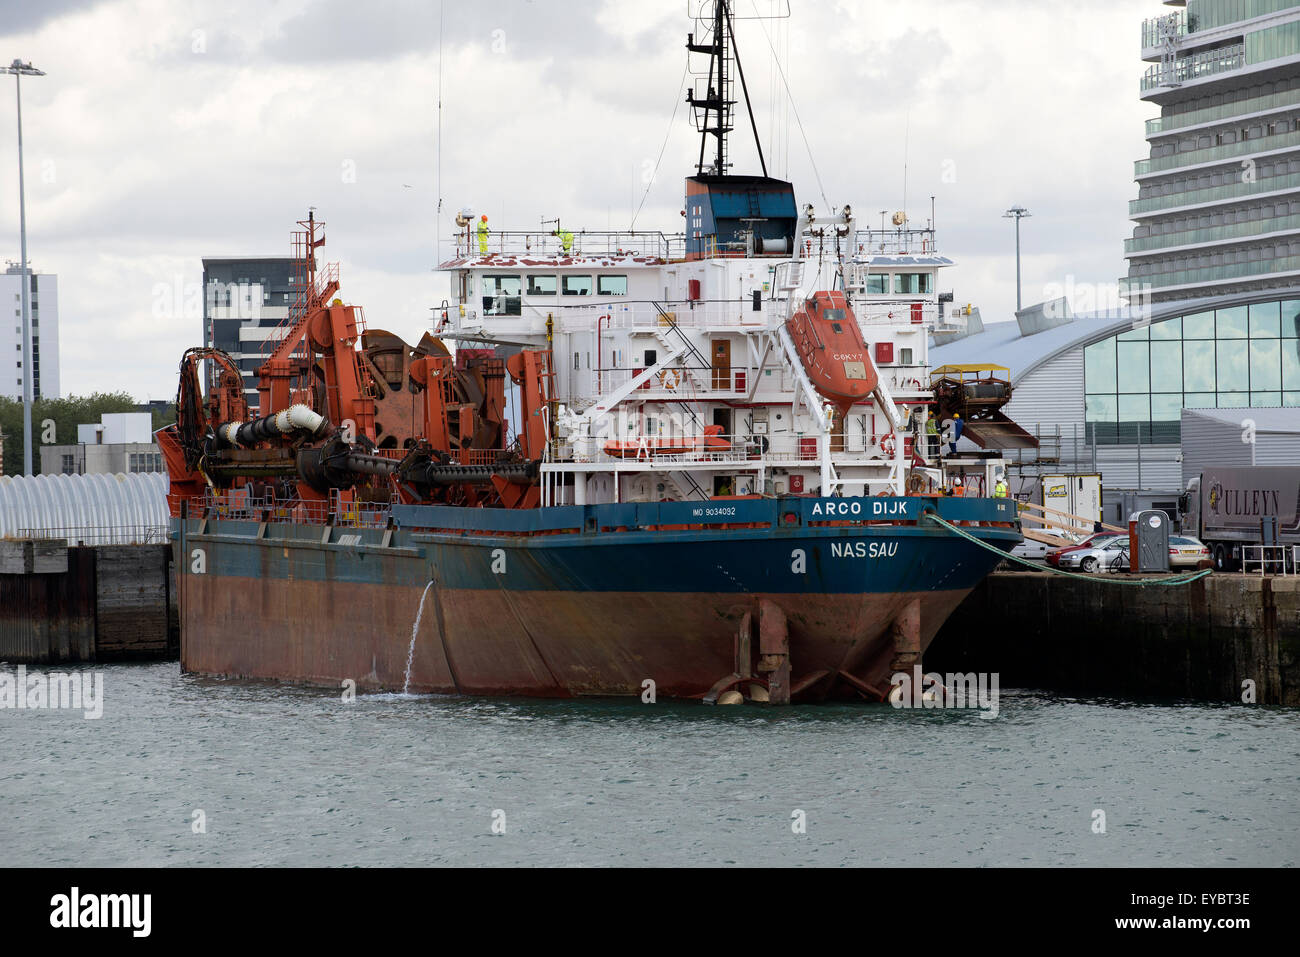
[1241,544,1298,576]
[175,489,397,529]
[15,524,169,546]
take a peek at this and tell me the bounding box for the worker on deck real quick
[554,227,574,255]
[477,215,491,256]
[951,476,965,498]
[925,412,939,460]
[948,412,964,456]
[994,476,1009,498]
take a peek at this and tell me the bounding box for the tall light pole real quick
[1004,205,1031,314]
[3,59,44,476]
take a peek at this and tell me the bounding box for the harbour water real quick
[2,662,1297,867]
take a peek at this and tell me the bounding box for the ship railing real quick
[579,363,749,399]
[555,300,778,335]
[16,524,170,546]
[547,298,938,334]
[853,301,941,326]
[454,229,686,261]
[850,228,940,257]
[578,434,819,467]
[175,489,397,528]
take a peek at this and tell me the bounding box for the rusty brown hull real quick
[181,574,970,700]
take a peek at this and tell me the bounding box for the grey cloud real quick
[260,0,621,64]
[0,0,104,37]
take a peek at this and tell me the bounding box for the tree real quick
[0,392,141,476]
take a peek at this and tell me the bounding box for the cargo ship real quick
[160,1,1021,704]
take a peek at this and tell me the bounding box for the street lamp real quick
[2,59,44,476]
[1003,205,1031,314]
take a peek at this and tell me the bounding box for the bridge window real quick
[562,275,593,296]
[527,275,557,296]
[893,273,933,295]
[597,275,628,296]
[481,275,522,315]
[865,275,888,294]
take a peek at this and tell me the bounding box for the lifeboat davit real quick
[604,425,730,459]
[784,291,879,418]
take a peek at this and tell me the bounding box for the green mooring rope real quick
[923,512,1214,587]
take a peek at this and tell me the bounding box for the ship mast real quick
[687,0,767,178]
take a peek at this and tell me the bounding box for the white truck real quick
[1010,474,1104,561]
[1180,466,1300,572]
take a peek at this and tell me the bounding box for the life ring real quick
[658,368,682,390]
[906,471,927,495]
[880,434,896,457]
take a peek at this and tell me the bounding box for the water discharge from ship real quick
[402,581,435,695]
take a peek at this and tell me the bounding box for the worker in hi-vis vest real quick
[477,215,491,256]
[994,477,1009,498]
[553,228,574,254]
[925,411,939,460]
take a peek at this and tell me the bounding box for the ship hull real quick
[174,496,1019,701]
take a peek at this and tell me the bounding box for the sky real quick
[0,0,1155,401]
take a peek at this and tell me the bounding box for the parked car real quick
[1168,536,1210,569]
[1058,537,1129,573]
[1011,539,1051,562]
[1047,533,1123,568]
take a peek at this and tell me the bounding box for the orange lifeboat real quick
[784,291,879,418]
[604,425,730,459]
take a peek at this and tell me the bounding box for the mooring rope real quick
[923,511,1214,587]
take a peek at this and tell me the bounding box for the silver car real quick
[1168,536,1210,569]
[1057,536,1129,573]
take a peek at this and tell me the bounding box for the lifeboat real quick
[604,424,730,459]
[784,291,879,418]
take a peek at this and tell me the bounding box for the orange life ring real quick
[658,368,682,391]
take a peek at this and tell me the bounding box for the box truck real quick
[1179,466,1300,572]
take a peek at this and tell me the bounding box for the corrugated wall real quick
[1255,434,1300,466]
[1005,348,1086,439]
[1183,412,1300,484]
[1003,347,1184,492]
[1182,414,1248,486]
[0,472,168,544]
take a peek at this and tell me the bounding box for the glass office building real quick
[1126,1,1300,303]
[1084,297,1300,445]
